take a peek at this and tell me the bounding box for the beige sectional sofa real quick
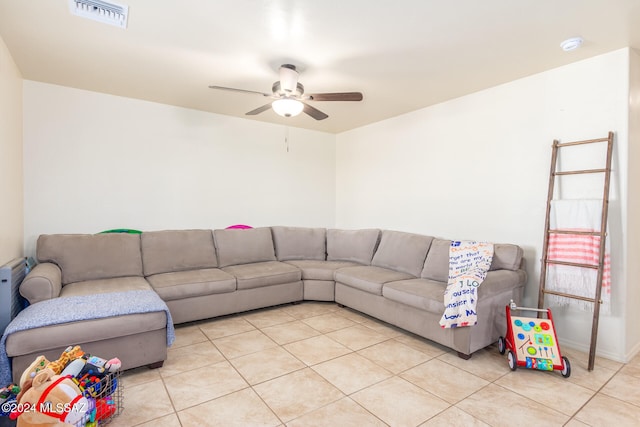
[7,226,526,382]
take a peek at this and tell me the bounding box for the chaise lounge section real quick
[8,233,170,383]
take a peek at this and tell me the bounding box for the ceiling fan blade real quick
[307,92,363,102]
[208,85,271,97]
[302,102,328,121]
[246,103,273,116]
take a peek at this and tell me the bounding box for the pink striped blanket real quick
[547,200,611,313]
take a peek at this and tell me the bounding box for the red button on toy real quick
[540,322,550,330]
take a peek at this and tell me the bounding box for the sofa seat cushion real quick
[335,266,414,296]
[382,279,445,314]
[284,260,360,281]
[384,271,526,315]
[146,268,236,301]
[221,261,302,290]
[5,311,167,357]
[477,270,527,299]
[422,239,525,282]
[60,276,152,298]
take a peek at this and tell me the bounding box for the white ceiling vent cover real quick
[69,0,129,29]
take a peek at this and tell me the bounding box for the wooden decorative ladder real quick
[538,131,614,371]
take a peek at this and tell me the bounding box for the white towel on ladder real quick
[547,199,611,314]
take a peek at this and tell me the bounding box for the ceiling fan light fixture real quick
[272,98,304,117]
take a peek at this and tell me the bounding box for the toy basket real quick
[77,370,123,426]
[498,300,571,378]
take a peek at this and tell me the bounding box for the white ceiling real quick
[1,0,639,134]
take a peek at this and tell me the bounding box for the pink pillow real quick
[226,224,252,229]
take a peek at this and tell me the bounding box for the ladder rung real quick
[556,137,609,147]
[542,289,599,303]
[548,229,603,236]
[545,259,600,269]
[554,169,607,176]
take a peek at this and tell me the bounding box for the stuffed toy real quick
[19,355,50,386]
[10,368,88,427]
[46,346,85,375]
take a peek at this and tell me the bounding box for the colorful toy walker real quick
[498,300,571,378]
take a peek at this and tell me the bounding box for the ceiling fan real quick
[208,64,363,121]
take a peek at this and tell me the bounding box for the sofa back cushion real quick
[326,229,380,265]
[421,239,524,282]
[421,239,451,282]
[141,229,218,276]
[271,226,326,261]
[37,233,143,285]
[372,230,434,277]
[490,244,524,271]
[214,227,276,267]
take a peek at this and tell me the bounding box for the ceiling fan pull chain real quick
[285,126,290,153]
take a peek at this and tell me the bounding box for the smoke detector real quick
[69,0,129,29]
[560,37,583,51]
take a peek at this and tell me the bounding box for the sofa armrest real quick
[20,263,62,304]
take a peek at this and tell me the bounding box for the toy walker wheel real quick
[498,336,506,355]
[507,350,517,371]
[561,356,571,378]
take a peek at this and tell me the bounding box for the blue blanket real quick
[0,290,175,385]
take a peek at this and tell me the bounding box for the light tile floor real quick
[109,302,640,426]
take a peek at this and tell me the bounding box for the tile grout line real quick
[246,304,354,425]
[148,301,636,426]
[562,358,631,425]
[281,306,453,426]
[254,309,393,426]
[199,308,309,426]
[200,303,401,425]
[242,304,462,425]
[170,326,275,424]
[159,374,183,427]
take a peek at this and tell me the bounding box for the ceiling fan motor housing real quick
[279,64,299,94]
[272,81,304,97]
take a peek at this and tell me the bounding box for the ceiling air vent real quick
[69,0,129,29]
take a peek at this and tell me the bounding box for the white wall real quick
[20,48,637,362]
[336,49,632,362]
[626,48,640,358]
[23,82,336,255]
[0,35,23,265]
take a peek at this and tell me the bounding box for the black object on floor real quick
[0,416,15,427]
